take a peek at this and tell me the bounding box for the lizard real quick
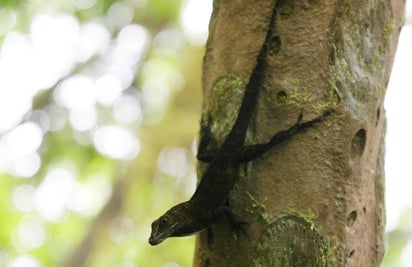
[148,2,332,246]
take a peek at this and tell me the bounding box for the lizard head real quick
[149,202,195,246]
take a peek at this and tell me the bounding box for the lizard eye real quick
[161,217,168,224]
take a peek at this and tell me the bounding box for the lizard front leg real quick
[236,109,333,163]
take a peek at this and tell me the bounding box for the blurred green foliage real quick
[0,0,203,266]
[382,207,412,267]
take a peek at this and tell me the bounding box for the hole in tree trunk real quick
[350,129,366,163]
[269,36,281,56]
[276,91,287,104]
[347,210,357,227]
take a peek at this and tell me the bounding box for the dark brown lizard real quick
[149,2,331,246]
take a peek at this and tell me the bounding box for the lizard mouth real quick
[148,235,164,246]
[148,223,178,246]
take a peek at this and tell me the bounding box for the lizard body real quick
[149,2,331,246]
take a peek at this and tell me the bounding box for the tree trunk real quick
[194,0,404,266]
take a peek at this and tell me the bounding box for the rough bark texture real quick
[194,0,404,266]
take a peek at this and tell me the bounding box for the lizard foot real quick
[216,206,249,236]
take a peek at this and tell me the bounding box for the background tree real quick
[193,0,404,266]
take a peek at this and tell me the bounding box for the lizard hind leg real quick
[214,205,249,236]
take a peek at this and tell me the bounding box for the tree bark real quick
[194,0,404,266]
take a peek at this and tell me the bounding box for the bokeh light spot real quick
[180,0,212,46]
[2,122,43,160]
[73,0,97,10]
[109,216,135,244]
[116,24,149,63]
[157,147,190,180]
[93,125,140,160]
[15,216,46,250]
[113,94,142,124]
[12,185,36,212]
[76,22,110,61]
[9,255,39,267]
[107,2,134,30]
[55,74,96,109]
[95,74,123,106]
[12,153,41,178]
[0,8,17,35]
[69,107,97,131]
[35,168,75,221]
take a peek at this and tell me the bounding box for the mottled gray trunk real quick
[194,0,404,266]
